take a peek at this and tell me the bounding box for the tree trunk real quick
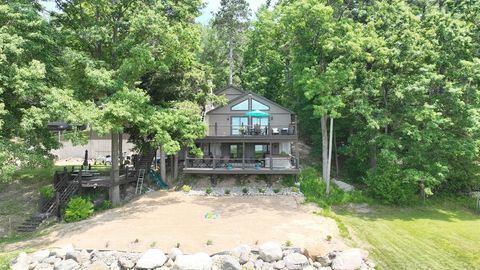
[173,154,178,181]
[118,132,123,167]
[334,130,339,177]
[321,115,329,188]
[160,146,166,184]
[327,117,334,195]
[229,39,233,85]
[109,131,120,204]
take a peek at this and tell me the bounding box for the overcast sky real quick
[41,0,271,24]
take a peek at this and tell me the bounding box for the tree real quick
[212,0,251,86]
[0,1,89,181]
[53,0,207,203]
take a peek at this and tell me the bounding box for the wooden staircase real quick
[17,172,80,233]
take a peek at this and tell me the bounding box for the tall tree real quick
[212,0,251,86]
[53,0,207,203]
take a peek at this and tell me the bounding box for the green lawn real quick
[337,204,480,270]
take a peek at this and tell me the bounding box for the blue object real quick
[226,163,233,170]
[245,110,270,117]
[148,169,168,189]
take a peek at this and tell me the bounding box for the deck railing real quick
[207,123,297,136]
[185,156,298,170]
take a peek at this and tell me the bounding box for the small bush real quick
[206,239,213,245]
[224,189,231,195]
[281,175,296,187]
[273,188,281,194]
[64,196,94,223]
[242,187,249,194]
[182,185,191,193]
[291,186,299,193]
[326,235,332,241]
[206,187,212,195]
[95,200,112,211]
[258,187,266,193]
[285,240,293,247]
[39,185,55,200]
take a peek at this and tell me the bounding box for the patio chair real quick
[272,128,279,135]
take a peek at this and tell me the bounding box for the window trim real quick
[251,99,270,111]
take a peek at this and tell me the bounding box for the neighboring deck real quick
[183,167,299,175]
[79,174,136,188]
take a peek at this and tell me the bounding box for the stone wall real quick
[12,242,375,270]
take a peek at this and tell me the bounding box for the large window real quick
[255,144,267,158]
[231,99,248,110]
[252,117,269,134]
[231,116,248,135]
[230,144,243,158]
[252,99,269,110]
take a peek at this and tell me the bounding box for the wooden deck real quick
[183,167,299,175]
[79,174,137,188]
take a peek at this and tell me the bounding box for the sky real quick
[41,0,271,24]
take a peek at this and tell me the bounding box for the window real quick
[252,117,269,134]
[255,144,267,158]
[231,116,248,135]
[231,99,249,110]
[230,144,243,158]
[252,99,269,110]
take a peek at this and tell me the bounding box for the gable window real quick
[231,99,249,110]
[252,99,269,110]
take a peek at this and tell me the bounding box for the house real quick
[183,85,299,175]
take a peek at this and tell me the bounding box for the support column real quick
[173,154,178,180]
[118,132,123,168]
[269,142,273,170]
[242,142,245,169]
[109,131,120,204]
[295,141,300,169]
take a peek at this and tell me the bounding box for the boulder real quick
[86,261,109,270]
[230,245,250,264]
[284,253,309,270]
[53,259,79,270]
[136,249,167,269]
[34,263,53,270]
[12,252,30,270]
[242,260,254,270]
[32,250,51,263]
[315,256,331,267]
[172,253,212,270]
[169,248,183,261]
[258,242,283,262]
[212,255,241,270]
[331,249,363,270]
[273,260,285,269]
[118,257,135,269]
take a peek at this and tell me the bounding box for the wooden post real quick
[160,146,166,184]
[55,191,60,220]
[295,141,300,169]
[170,154,174,182]
[173,154,178,180]
[109,131,120,204]
[215,122,218,136]
[184,146,188,168]
[269,142,273,170]
[242,142,245,169]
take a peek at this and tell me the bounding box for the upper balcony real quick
[199,123,298,142]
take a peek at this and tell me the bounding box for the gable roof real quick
[214,85,246,95]
[207,88,295,115]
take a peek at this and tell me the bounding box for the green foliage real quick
[224,189,231,195]
[64,196,94,223]
[242,187,249,194]
[300,167,368,208]
[291,187,299,193]
[182,185,191,193]
[39,185,54,200]
[281,175,295,187]
[205,187,212,195]
[257,187,265,193]
[273,188,280,194]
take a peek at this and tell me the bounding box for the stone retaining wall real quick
[12,242,375,270]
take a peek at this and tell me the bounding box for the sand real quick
[5,191,347,256]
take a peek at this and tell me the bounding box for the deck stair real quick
[17,172,80,233]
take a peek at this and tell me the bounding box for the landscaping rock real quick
[258,242,283,262]
[331,249,363,270]
[172,253,212,270]
[212,255,241,270]
[32,250,51,263]
[86,261,108,270]
[169,248,183,261]
[34,263,54,270]
[230,245,250,264]
[315,256,331,267]
[136,249,167,269]
[12,252,30,270]
[118,257,135,269]
[242,260,254,270]
[284,253,309,270]
[273,260,285,269]
[54,259,79,270]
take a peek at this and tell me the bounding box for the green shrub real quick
[291,186,299,193]
[39,185,55,200]
[258,187,266,193]
[365,166,419,205]
[281,175,296,187]
[224,189,231,195]
[64,196,94,222]
[206,188,212,195]
[182,185,191,193]
[95,200,112,211]
[242,187,249,194]
[273,188,280,194]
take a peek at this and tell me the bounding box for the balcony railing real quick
[208,123,297,136]
[184,156,298,170]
